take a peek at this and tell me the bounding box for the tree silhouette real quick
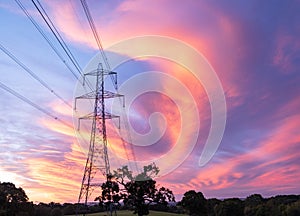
[95,175,120,215]
[100,163,175,216]
[180,190,207,215]
[0,182,30,216]
[244,194,265,216]
[214,198,244,216]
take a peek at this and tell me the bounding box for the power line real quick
[31,0,83,76]
[15,0,79,80]
[31,0,95,92]
[0,81,73,129]
[80,0,109,70]
[80,0,118,90]
[0,43,72,108]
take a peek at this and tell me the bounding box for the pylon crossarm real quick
[76,90,123,100]
[84,69,115,76]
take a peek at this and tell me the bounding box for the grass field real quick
[73,210,187,216]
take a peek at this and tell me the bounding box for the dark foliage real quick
[100,163,176,216]
[180,190,207,215]
[2,181,300,216]
[95,175,120,204]
[214,198,244,216]
[178,192,300,216]
[62,203,75,215]
[207,198,221,216]
[0,182,32,216]
[50,207,62,216]
[34,204,51,216]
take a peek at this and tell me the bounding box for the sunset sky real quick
[1,0,300,204]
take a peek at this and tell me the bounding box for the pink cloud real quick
[158,108,300,198]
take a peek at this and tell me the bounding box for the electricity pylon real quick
[75,63,123,214]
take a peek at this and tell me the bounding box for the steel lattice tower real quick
[75,63,123,214]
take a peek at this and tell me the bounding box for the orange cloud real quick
[25,158,79,201]
[40,117,75,137]
[50,100,74,117]
[21,140,97,203]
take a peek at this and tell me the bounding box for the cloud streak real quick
[0,0,300,203]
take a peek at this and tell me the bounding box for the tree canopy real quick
[0,182,32,216]
[178,192,300,216]
[180,190,207,215]
[96,163,175,216]
[0,182,28,204]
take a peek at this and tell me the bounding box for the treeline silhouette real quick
[178,190,300,216]
[1,182,300,216]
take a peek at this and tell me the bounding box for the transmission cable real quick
[15,0,79,80]
[80,0,117,90]
[0,81,73,129]
[0,43,72,108]
[31,0,82,76]
[32,0,95,92]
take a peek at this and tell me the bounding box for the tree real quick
[50,208,63,216]
[180,190,207,215]
[34,203,51,216]
[95,175,120,215]
[0,182,29,216]
[285,200,300,216]
[0,190,6,208]
[214,198,244,216]
[207,198,221,216]
[15,202,34,216]
[0,182,28,203]
[244,194,265,216]
[62,203,75,215]
[264,197,285,216]
[264,195,300,216]
[110,163,175,216]
[245,194,264,207]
